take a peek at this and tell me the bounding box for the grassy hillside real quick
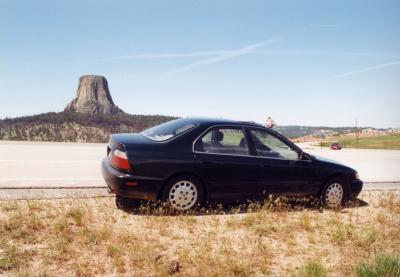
[321,134,400,150]
[0,112,175,143]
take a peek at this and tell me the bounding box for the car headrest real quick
[239,138,246,148]
[215,131,224,142]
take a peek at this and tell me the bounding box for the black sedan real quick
[102,118,363,211]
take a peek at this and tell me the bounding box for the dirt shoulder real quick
[0,183,398,200]
[0,191,399,276]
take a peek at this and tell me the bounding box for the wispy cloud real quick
[333,60,400,78]
[28,44,399,68]
[256,50,400,58]
[162,38,282,77]
[69,51,231,64]
[18,40,400,79]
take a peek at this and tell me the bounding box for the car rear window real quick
[140,119,197,142]
[195,127,249,156]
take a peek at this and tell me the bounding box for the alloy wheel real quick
[324,182,344,208]
[168,180,198,211]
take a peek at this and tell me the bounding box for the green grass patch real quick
[0,244,19,271]
[320,134,400,150]
[298,261,327,277]
[355,254,400,277]
[66,207,84,226]
[0,243,32,272]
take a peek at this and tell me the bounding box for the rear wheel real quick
[321,178,347,209]
[162,175,204,211]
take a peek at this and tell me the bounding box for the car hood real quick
[309,153,355,172]
[312,154,345,166]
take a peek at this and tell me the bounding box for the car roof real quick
[184,117,264,128]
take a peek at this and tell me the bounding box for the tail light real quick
[110,149,131,171]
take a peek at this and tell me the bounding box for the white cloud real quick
[256,50,400,58]
[333,60,400,78]
[72,51,230,64]
[162,38,282,77]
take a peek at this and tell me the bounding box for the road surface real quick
[0,140,399,199]
[0,140,105,188]
[296,142,400,182]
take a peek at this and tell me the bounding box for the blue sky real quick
[1,0,399,128]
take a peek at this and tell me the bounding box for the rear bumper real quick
[349,179,363,198]
[101,158,163,201]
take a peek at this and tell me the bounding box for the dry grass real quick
[0,191,399,276]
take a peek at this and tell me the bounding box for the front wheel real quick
[321,178,347,209]
[161,175,204,211]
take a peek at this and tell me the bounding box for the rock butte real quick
[65,75,124,115]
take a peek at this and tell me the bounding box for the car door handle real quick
[201,161,213,165]
[261,164,272,168]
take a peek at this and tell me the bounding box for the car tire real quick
[161,175,204,211]
[321,178,348,209]
[115,195,142,210]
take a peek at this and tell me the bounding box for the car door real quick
[247,128,315,197]
[193,126,260,200]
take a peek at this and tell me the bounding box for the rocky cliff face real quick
[65,75,124,115]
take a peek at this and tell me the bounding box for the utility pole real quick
[355,118,359,149]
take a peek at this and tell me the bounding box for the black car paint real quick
[102,118,363,203]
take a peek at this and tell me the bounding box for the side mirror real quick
[299,151,311,161]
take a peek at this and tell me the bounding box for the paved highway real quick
[0,140,399,199]
[0,141,105,188]
[296,142,400,182]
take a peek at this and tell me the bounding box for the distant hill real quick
[1,113,395,143]
[274,125,391,139]
[1,75,396,143]
[0,112,175,143]
[274,126,357,139]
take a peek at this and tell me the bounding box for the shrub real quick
[0,244,20,271]
[66,207,84,226]
[355,254,400,277]
[298,261,327,277]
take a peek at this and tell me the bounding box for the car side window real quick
[249,129,299,160]
[196,127,249,156]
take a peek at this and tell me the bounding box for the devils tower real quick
[65,75,124,115]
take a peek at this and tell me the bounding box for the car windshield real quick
[140,119,197,142]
